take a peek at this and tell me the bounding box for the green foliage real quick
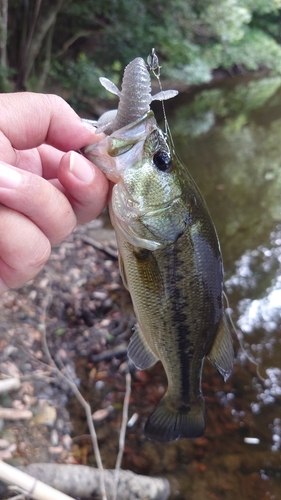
[0,66,14,92]
[163,59,212,85]
[245,0,281,14]
[5,0,281,96]
[201,0,252,43]
[49,52,122,111]
[50,53,116,98]
[204,28,281,73]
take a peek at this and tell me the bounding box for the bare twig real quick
[91,343,127,363]
[55,30,94,58]
[40,292,108,500]
[113,370,131,500]
[38,282,133,500]
[81,235,118,259]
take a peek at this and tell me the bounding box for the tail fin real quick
[144,394,205,443]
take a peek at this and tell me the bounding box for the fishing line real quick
[147,48,176,152]
[223,290,267,383]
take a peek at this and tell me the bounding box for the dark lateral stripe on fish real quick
[167,233,221,405]
[177,328,194,402]
[165,242,195,403]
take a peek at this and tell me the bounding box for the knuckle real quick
[45,94,71,118]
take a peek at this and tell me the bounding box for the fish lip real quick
[82,111,157,184]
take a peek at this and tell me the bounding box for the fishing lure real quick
[90,55,178,135]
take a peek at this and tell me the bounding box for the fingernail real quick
[69,152,94,183]
[81,120,105,140]
[0,164,21,189]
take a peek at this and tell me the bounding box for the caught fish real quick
[82,56,234,442]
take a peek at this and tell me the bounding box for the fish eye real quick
[153,151,172,172]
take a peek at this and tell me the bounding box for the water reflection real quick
[166,75,281,496]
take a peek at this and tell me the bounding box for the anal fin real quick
[207,314,234,382]
[127,324,158,370]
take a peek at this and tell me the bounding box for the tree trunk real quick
[37,22,55,91]
[0,0,8,69]
[15,0,64,89]
[23,0,64,81]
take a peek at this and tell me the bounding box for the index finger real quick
[0,92,96,152]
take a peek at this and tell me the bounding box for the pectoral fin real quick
[133,247,163,293]
[128,324,159,370]
[207,315,234,381]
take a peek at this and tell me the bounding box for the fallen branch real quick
[0,461,75,500]
[18,464,170,500]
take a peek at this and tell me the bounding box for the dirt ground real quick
[0,218,133,465]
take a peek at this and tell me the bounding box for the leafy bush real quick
[204,29,281,73]
[5,0,281,93]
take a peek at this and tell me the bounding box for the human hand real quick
[0,92,109,293]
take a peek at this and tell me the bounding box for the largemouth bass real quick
[83,56,234,443]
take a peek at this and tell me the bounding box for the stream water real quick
[70,75,281,500]
[157,74,281,499]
